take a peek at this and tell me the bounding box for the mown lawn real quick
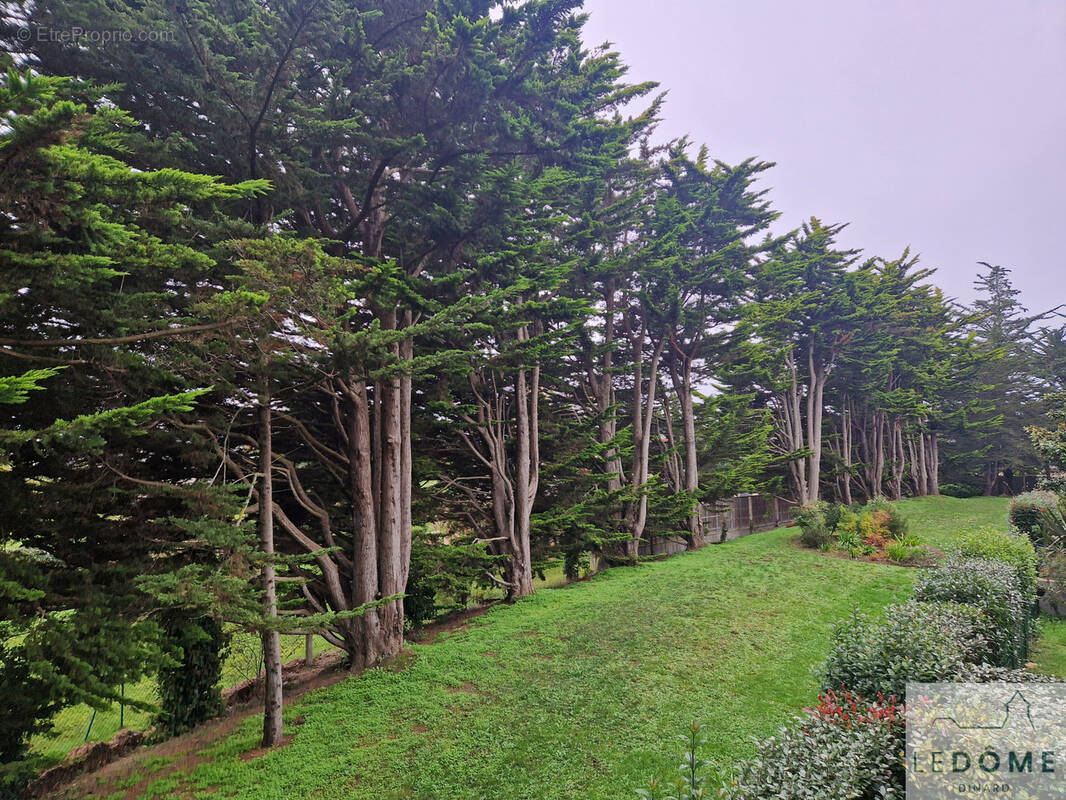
[892,494,1009,550]
[76,496,1016,800]
[1033,618,1066,677]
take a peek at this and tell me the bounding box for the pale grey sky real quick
[582,0,1066,314]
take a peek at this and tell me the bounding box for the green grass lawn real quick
[31,633,338,762]
[62,495,1034,799]
[1033,618,1066,677]
[892,494,1009,550]
[33,565,574,763]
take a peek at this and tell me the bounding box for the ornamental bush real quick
[719,692,904,800]
[1008,490,1060,544]
[155,614,228,738]
[952,529,1038,602]
[821,601,993,699]
[795,503,832,549]
[939,482,983,498]
[912,556,1029,668]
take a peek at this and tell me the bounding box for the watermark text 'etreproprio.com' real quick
[15,26,175,45]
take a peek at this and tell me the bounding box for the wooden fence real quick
[638,493,797,556]
[702,493,798,543]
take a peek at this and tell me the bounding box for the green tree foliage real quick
[642,144,777,542]
[961,263,1046,493]
[1028,392,1066,493]
[0,2,1052,775]
[154,613,229,738]
[0,69,264,765]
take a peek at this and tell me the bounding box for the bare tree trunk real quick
[889,417,906,500]
[347,374,382,671]
[510,324,539,597]
[459,322,540,598]
[805,343,826,505]
[916,429,929,497]
[669,354,704,547]
[661,393,683,494]
[841,399,853,505]
[630,336,667,551]
[376,318,406,656]
[773,350,809,504]
[257,383,284,748]
[927,433,940,495]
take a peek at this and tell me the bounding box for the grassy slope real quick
[85,496,1016,799]
[130,539,917,798]
[32,634,338,762]
[34,566,577,762]
[892,495,1010,549]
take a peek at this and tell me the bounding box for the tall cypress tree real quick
[964,263,1045,493]
[14,0,656,664]
[0,70,265,768]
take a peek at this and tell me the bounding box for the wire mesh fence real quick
[30,632,335,762]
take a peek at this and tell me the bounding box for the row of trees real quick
[0,0,1060,773]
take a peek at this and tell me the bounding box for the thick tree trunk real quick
[257,385,284,748]
[927,433,940,495]
[841,400,853,505]
[669,355,704,547]
[346,375,382,671]
[377,334,406,656]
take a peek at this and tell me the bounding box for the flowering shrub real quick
[719,694,904,799]
[796,499,915,561]
[808,689,902,729]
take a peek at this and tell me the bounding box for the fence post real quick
[119,683,124,729]
[305,633,314,667]
[84,708,97,743]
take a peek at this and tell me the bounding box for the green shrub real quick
[940,482,983,498]
[155,614,228,738]
[823,502,846,533]
[795,503,832,549]
[404,526,501,626]
[913,556,1029,668]
[719,693,904,799]
[953,528,1038,602]
[821,601,993,699]
[886,512,909,542]
[864,496,892,513]
[1008,490,1060,543]
[1037,496,1066,547]
[885,541,924,563]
